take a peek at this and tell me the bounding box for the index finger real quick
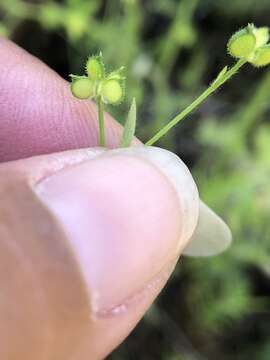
[0,37,124,162]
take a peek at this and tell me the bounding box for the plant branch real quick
[97,96,105,146]
[146,58,247,146]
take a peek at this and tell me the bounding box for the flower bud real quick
[101,79,124,104]
[70,77,94,99]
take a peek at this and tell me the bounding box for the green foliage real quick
[187,69,270,354]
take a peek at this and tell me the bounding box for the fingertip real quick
[108,146,200,248]
[34,146,198,315]
[0,146,199,359]
[0,38,123,162]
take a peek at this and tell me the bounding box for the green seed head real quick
[70,77,94,99]
[101,79,124,104]
[227,27,256,58]
[86,56,104,80]
[250,45,270,67]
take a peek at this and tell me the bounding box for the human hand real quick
[0,38,225,359]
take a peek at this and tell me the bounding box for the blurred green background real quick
[1,0,270,359]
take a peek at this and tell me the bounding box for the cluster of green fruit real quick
[70,53,125,104]
[228,24,270,67]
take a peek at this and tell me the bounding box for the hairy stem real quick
[146,58,246,146]
[97,96,105,146]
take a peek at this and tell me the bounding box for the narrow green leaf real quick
[212,66,228,85]
[120,98,137,147]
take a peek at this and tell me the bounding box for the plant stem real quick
[146,58,246,146]
[97,96,105,146]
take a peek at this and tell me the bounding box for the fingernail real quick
[183,201,232,257]
[110,146,200,246]
[34,146,199,316]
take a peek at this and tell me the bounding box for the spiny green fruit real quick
[254,27,269,48]
[101,79,124,104]
[71,78,94,99]
[227,27,256,58]
[86,56,104,80]
[251,45,270,67]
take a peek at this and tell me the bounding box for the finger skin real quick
[0,37,131,162]
[0,158,90,360]
[0,149,186,359]
[0,38,198,359]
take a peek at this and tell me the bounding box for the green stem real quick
[97,97,105,146]
[146,58,246,146]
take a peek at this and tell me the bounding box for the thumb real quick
[0,146,199,360]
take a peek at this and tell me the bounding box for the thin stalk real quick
[146,58,247,146]
[97,96,105,146]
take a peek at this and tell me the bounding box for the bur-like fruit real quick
[251,45,270,67]
[101,79,124,104]
[86,55,104,80]
[70,78,94,99]
[227,27,256,58]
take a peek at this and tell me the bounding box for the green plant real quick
[70,24,270,148]
[70,54,125,146]
[69,24,270,263]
